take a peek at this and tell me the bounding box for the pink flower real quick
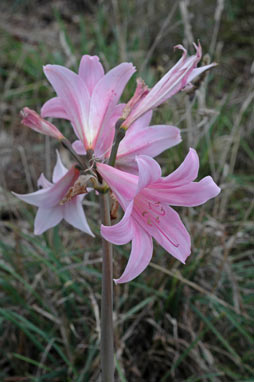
[21,107,64,140]
[122,42,217,129]
[73,111,182,174]
[41,55,135,158]
[97,149,220,283]
[13,152,94,236]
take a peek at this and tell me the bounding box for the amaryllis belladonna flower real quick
[122,42,217,129]
[13,152,94,236]
[41,55,135,158]
[97,149,220,283]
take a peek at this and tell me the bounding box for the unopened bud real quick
[21,107,64,140]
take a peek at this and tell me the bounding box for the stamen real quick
[141,202,179,248]
[148,201,166,216]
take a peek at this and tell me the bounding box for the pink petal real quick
[72,140,86,155]
[21,107,64,140]
[108,103,126,123]
[89,62,135,149]
[186,63,217,84]
[125,111,153,135]
[148,176,221,207]
[122,78,149,120]
[114,161,139,175]
[117,125,181,173]
[114,222,153,284]
[97,163,137,206]
[95,103,125,158]
[12,188,50,208]
[153,206,191,263]
[52,150,68,183]
[41,97,70,120]
[135,204,191,263]
[44,166,79,207]
[37,173,52,189]
[160,148,199,186]
[64,195,94,236]
[78,55,104,95]
[101,201,134,245]
[34,206,63,235]
[43,65,90,147]
[136,155,161,193]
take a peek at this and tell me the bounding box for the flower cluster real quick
[14,43,220,283]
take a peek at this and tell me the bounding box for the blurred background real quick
[0,0,254,381]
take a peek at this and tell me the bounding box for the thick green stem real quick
[100,192,114,382]
[108,119,126,167]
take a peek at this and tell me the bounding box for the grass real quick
[0,0,254,381]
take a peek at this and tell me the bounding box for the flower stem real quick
[61,138,97,176]
[100,192,114,382]
[108,118,126,167]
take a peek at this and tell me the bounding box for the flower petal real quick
[37,173,52,188]
[160,148,199,186]
[52,150,68,183]
[114,222,153,284]
[122,78,149,120]
[41,97,70,120]
[149,176,221,206]
[78,55,104,95]
[125,111,153,135]
[12,188,51,207]
[117,125,181,173]
[96,163,137,206]
[34,206,63,235]
[136,204,191,263]
[64,195,94,236]
[101,201,134,245]
[72,140,86,155]
[136,155,162,193]
[95,103,125,158]
[185,63,217,84]
[43,65,90,146]
[89,62,135,149]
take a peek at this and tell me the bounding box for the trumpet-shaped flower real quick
[97,149,220,283]
[13,152,94,236]
[21,107,64,140]
[41,55,135,158]
[73,111,182,174]
[122,42,217,129]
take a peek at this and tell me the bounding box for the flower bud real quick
[21,107,64,140]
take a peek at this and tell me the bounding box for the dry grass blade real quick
[149,262,251,319]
